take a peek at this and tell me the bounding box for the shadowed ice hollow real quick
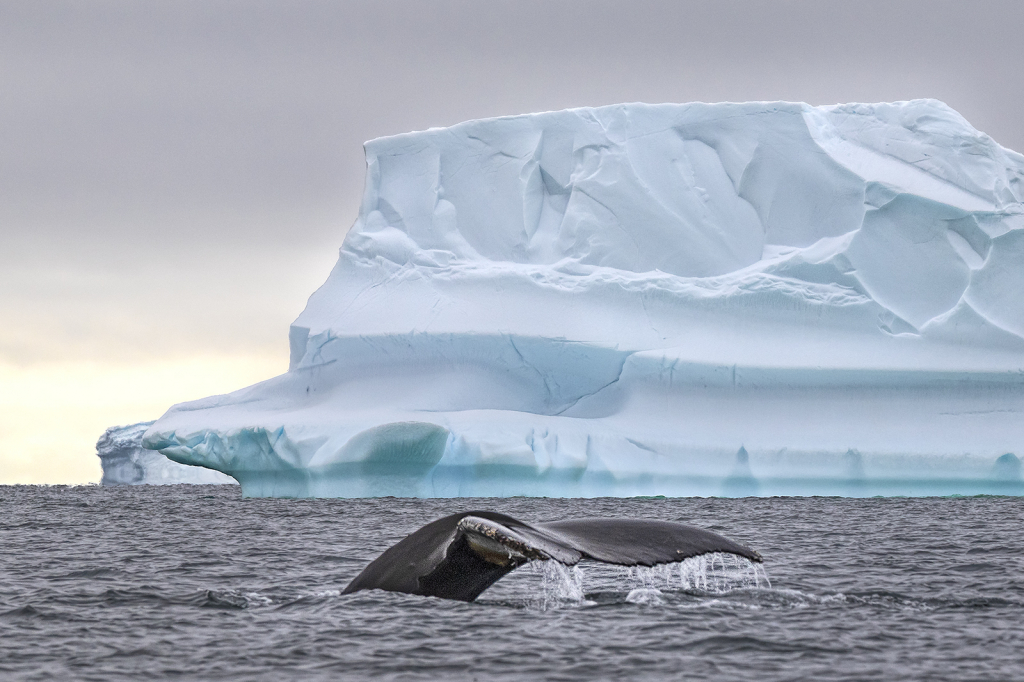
[143,100,1024,497]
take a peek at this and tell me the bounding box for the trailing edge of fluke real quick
[342,511,762,602]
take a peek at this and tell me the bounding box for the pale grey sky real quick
[3,0,1022,364]
[2,0,1023,482]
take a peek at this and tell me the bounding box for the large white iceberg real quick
[144,100,1024,497]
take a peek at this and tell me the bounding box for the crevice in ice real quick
[553,351,633,416]
[506,336,548,398]
[626,438,657,454]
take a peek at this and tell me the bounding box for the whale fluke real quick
[342,511,762,602]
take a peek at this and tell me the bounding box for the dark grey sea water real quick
[1,486,1023,681]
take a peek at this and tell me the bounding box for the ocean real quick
[1,485,1022,681]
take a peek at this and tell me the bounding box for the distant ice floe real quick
[143,100,1024,497]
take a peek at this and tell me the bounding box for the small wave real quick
[747,587,1020,612]
[72,587,181,608]
[966,545,1016,555]
[675,634,846,656]
[275,589,345,610]
[948,562,1001,573]
[1,604,43,619]
[198,589,274,610]
[58,567,125,580]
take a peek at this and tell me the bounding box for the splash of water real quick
[536,561,586,607]
[626,552,771,592]
[530,553,770,607]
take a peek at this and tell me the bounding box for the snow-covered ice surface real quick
[144,100,1024,497]
[99,422,235,485]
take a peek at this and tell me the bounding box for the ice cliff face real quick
[144,100,1024,497]
[99,422,235,485]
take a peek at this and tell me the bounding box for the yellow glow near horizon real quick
[0,354,284,484]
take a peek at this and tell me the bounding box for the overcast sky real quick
[2,0,1022,482]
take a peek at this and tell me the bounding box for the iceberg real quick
[99,422,235,485]
[144,100,1024,497]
